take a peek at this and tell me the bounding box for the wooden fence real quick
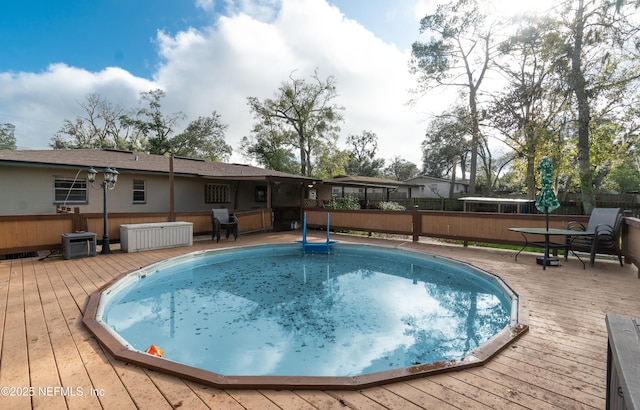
[0,208,272,257]
[305,208,640,276]
[2,207,639,276]
[304,209,587,246]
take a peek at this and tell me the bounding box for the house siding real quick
[1,165,78,214]
[0,163,306,215]
[0,149,322,216]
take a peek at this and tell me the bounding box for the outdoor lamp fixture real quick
[87,166,119,254]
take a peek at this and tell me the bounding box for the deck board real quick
[1,232,640,409]
[1,260,32,410]
[24,260,67,410]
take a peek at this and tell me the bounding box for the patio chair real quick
[565,208,624,267]
[211,209,238,243]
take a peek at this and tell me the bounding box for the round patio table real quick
[507,227,594,270]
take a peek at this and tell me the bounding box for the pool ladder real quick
[298,212,335,253]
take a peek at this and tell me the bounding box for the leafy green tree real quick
[383,156,419,181]
[312,142,349,179]
[344,130,385,177]
[171,112,231,161]
[490,15,570,199]
[246,70,344,176]
[120,89,186,155]
[411,0,500,194]
[420,106,471,179]
[558,0,640,213]
[118,90,232,160]
[604,161,640,193]
[239,118,300,174]
[0,123,17,150]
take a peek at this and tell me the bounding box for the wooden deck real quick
[1,231,639,409]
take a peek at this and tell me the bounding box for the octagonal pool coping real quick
[82,242,529,390]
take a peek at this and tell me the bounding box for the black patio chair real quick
[211,209,238,243]
[565,208,624,267]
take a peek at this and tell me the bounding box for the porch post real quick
[169,155,175,222]
[412,205,421,242]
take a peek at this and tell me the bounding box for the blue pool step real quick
[298,212,335,253]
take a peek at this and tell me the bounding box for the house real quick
[308,175,418,208]
[0,149,316,226]
[401,175,469,199]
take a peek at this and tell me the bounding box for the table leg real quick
[565,234,586,269]
[544,234,549,270]
[514,232,529,261]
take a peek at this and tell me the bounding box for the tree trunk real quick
[526,137,536,200]
[449,155,458,198]
[299,135,307,176]
[570,0,595,214]
[468,90,479,195]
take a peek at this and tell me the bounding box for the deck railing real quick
[2,208,639,277]
[304,209,640,277]
[0,208,272,256]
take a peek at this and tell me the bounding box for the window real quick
[133,180,146,204]
[255,186,267,202]
[205,183,230,203]
[54,176,88,204]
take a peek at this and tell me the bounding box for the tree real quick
[0,123,17,150]
[344,130,385,177]
[605,160,640,193]
[120,89,186,155]
[312,143,349,179]
[558,0,640,213]
[171,112,232,161]
[51,93,134,150]
[246,70,344,177]
[383,156,419,181]
[489,15,570,199]
[411,0,500,194]
[240,120,300,174]
[421,106,471,179]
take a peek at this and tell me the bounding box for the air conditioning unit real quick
[61,232,97,260]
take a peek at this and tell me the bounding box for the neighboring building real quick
[401,175,469,199]
[319,175,419,202]
[0,149,316,219]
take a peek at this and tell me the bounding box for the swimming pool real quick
[84,243,528,389]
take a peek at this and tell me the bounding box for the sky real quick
[0,0,552,168]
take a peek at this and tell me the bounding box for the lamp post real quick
[88,166,119,254]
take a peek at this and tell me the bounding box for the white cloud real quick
[1,0,447,167]
[0,64,155,149]
[195,0,216,12]
[223,0,282,21]
[154,0,443,165]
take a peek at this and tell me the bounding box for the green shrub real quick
[324,195,361,210]
[377,201,406,211]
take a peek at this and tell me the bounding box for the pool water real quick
[98,244,513,377]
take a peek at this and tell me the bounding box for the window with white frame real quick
[132,179,146,203]
[205,183,230,203]
[53,176,88,204]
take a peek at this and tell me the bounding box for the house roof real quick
[0,149,315,183]
[324,174,419,188]
[405,175,470,186]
